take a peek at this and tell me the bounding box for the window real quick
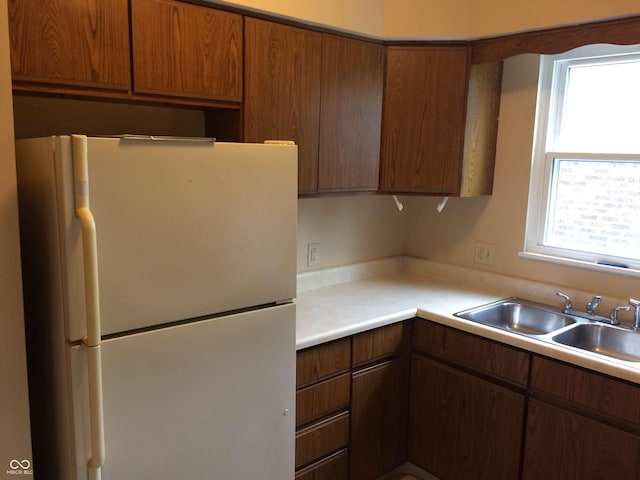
[522,44,640,275]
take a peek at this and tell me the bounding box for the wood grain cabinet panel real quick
[380,47,501,196]
[530,355,640,426]
[350,359,409,480]
[295,412,350,469]
[296,338,351,388]
[413,319,529,386]
[244,19,385,195]
[318,35,384,192]
[8,0,130,91]
[380,46,470,194]
[523,399,640,480]
[295,449,348,480]
[409,354,525,480]
[352,322,407,367]
[131,0,242,102]
[296,373,350,427]
[244,18,322,194]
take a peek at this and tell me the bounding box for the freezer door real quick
[59,137,297,339]
[72,303,296,480]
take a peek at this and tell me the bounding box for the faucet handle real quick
[629,298,640,329]
[556,292,573,313]
[609,306,630,325]
[586,295,602,315]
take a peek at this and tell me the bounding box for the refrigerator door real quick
[71,303,296,480]
[53,137,297,340]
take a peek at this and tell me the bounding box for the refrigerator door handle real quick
[73,135,105,479]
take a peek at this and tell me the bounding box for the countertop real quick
[295,256,640,385]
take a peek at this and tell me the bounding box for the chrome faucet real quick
[609,306,631,326]
[556,292,621,325]
[586,296,602,315]
[556,292,573,313]
[629,298,640,329]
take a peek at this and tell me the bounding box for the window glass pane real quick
[545,159,640,259]
[555,60,640,153]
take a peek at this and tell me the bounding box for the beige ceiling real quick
[208,0,640,39]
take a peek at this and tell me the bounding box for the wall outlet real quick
[474,241,496,265]
[307,243,320,267]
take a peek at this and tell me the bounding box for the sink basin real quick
[552,324,640,362]
[455,298,576,335]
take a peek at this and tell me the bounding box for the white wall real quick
[297,195,406,272]
[0,0,33,467]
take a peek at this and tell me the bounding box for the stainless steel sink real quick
[454,298,576,335]
[551,323,640,363]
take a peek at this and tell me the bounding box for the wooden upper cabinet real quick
[7,0,130,91]
[381,46,470,194]
[131,0,242,102]
[244,18,322,194]
[380,46,501,196]
[318,35,384,193]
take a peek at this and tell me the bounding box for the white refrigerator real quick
[15,135,297,480]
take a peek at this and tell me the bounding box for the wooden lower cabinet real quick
[523,399,640,480]
[408,353,525,480]
[297,373,350,427]
[523,355,640,480]
[295,340,351,477]
[297,319,640,480]
[296,412,350,469]
[295,449,349,480]
[350,358,408,480]
[295,323,410,479]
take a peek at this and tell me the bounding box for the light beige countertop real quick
[295,256,640,385]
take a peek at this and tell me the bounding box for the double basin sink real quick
[454,297,640,363]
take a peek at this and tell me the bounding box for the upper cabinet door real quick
[380,46,470,194]
[8,0,130,91]
[318,36,384,193]
[244,18,322,195]
[131,0,242,103]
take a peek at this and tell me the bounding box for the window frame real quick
[521,43,640,277]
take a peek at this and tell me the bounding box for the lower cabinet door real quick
[295,449,349,480]
[408,354,524,480]
[523,399,640,480]
[350,358,409,480]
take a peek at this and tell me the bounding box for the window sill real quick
[518,251,640,279]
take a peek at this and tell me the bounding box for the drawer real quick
[295,411,350,469]
[297,338,351,387]
[352,322,408,367]
[530,355,640,426]
[413,319,530,386]
[295,448,348,480]
[297,373,350,427]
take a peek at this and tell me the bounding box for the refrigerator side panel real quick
[15,137,82,480]
[90,303,296,480]
[82,139,297,337]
